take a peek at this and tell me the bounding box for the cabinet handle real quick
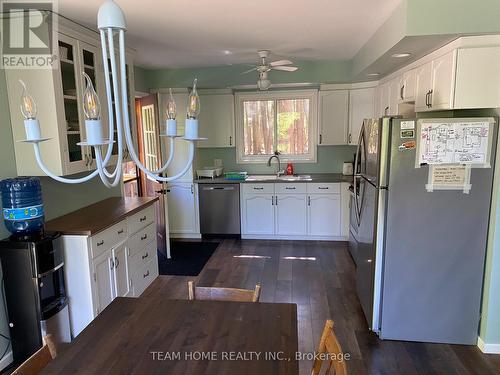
[425,91,429,107]
[285,187,296,190]
[319,134,323,144]
[428,90,433,108]
[97,240,104,247]
[110,258,115,270]
[253,187,264,190]
[141,234,148,241]
[140,216,147,222]
[190,185,194,194]
[143,270,150,278]
[348,133,352,144]
[308,196,311,206]
[114,256,119,268]
[318,187,329,190]
[275,196,278,206]
[229,136,232,146]
[117,229,124,234]
[400,85,404,100]
[142,252,149,260]
[271,196,274,206]
[384,106,389,116]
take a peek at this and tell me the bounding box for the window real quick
[235,90,318,163]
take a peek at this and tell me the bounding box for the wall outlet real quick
[214,159,223,167]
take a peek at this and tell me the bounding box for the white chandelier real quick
[18,0,204,187]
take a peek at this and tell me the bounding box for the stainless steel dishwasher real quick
[199,184,241,235]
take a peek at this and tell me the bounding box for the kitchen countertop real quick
[45,196,158,236]
[195,173,353,184]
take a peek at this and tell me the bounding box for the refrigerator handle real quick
[353,175,362,226]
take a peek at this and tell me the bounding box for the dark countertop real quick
[195,173,354,184]
[45,197,158,236]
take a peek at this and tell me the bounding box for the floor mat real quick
[158,241,219,276]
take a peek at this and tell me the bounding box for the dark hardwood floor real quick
[143,239,500,375]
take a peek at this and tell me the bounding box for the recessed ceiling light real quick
[391,53,411,58]
[222,50,233,55]
[367,73,380,77]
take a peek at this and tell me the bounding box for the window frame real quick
[235,89,318,164]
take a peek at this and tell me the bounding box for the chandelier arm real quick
[118,30,195,182]
[150,137,175,174]
[93,27,125,182]
[95,146,122,187]
[33,143,99,183]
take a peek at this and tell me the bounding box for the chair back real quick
[12,335,57,375]
[188,281,261,302]
[311,320,347,375]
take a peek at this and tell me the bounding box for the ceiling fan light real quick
[258,79,271,91]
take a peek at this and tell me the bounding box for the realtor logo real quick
[1,0,58,69]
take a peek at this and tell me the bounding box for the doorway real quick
[128,94,170,258]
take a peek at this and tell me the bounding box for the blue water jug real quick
[0,177,44,236]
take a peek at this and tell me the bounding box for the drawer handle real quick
[143,270,150,278]
[285,187,296,190]
[318,187,329,190]
[117,229,124,234]
[142,252,149,260]
[141,234,148,241]
[97,240,104,246]
[140,216,147,222]
[253,187,264,190]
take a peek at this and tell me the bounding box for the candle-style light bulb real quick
[19,80,37,119]
[166,88,177,120]
[82,72,101,120]
[187,78,200,119]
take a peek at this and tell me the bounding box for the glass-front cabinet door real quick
[57,34,89,174]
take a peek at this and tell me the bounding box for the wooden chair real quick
[187,281,261,302]
[12,335,57,375]
[311,320,348,375]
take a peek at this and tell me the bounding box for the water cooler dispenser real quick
[0,178,71,366]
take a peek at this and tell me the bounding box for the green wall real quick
[196,146,356,174]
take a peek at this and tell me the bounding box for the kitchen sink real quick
[245,175,312,182]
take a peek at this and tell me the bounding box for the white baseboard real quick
[241,234,348,241]
[478,336,500,354]
[0,350,13,371]
[170,233,202,239]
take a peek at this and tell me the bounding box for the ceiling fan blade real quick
[241,67,258,74]
[270,59,293,67]
[272,66,298,72]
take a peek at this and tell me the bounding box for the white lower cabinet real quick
[308,194,341,237]
[241,182,348,240]
[62,205,158,338]
[167,183,200,238]
[241,193,275,235]
[275,194,307,236]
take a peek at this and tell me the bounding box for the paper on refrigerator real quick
[418,121,490,165]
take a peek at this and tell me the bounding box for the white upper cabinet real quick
[318,90,349,145]
[454,46,500,109]
[430,51,457,110]
[349,88,375,145]
[198,90,235,148]
[377,83,391,117]
[414,61,433,112]
[400,68,417,103]
[414,50,457,112]
[388,78,401,116]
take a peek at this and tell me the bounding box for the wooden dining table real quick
[41,296,299,374]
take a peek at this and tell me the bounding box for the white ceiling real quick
[58,0,402,68]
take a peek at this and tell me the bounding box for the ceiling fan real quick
[242,50,298,90]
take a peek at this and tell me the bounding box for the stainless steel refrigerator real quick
[350,117,496,344]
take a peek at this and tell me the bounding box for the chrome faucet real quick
[267,151,285,177]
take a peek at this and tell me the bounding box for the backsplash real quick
[196,145,356,175]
